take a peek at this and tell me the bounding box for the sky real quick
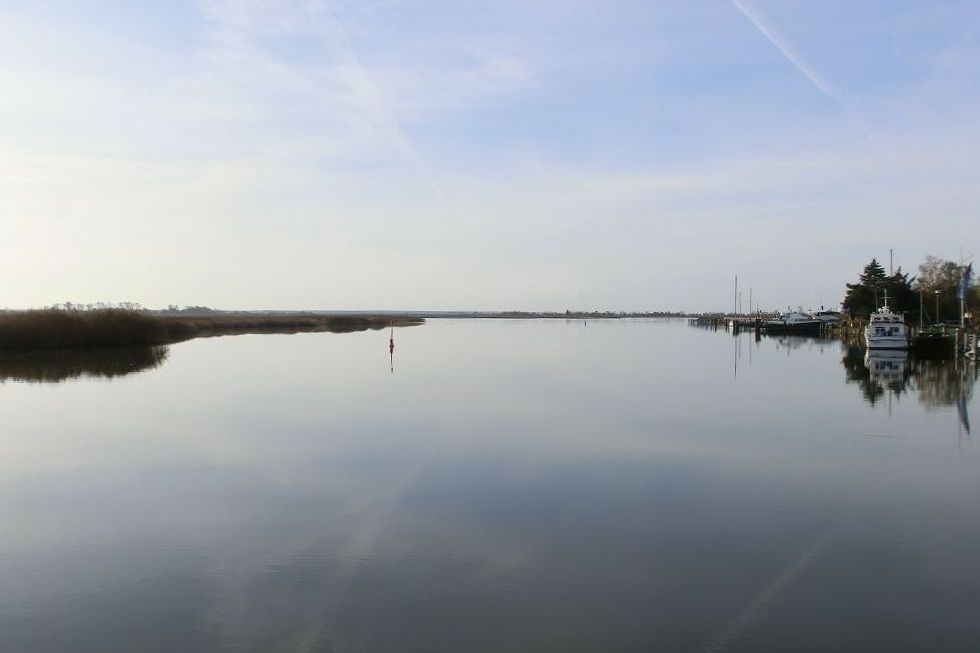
[1,0,978,312]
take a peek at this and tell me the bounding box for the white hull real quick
[865,299,908,350]
[864,333,909,350]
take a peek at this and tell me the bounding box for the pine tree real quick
[883,267,915,314]
[843,259,887,317]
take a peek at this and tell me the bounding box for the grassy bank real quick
[0,310,422,350]
[174,312,422,337]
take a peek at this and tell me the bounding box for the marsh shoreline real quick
[0,310,423,351]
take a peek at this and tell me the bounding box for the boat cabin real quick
[867,303,908,341]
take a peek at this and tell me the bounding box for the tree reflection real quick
[842,343,977,427]
[912,358,974,409]
[842,345,912,405]
[0,346,169,383]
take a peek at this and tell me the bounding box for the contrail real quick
[729,0,872,136]
[730,0,839,104]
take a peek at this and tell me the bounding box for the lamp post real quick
[934,290,940,326]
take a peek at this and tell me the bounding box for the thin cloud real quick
[306,1,450,207]
[199,0,449,206]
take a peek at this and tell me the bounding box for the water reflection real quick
[736,330,975,434]
[1,321,979,651]
[912,356,976,437]
[770,334,836,355]
[842,345,906,404]
[0,346,169,383]
[865,350,912,398]
[959,394,972,435]
[840,343,977,433]
[913,357,975,409]
[389,327,395,374]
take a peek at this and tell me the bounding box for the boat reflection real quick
[842,345,910,404]
[766,333,837,357]
[0,346,170,384]
[842,343,976,434]
[864,349,909,386]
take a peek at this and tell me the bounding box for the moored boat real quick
[864,298,909,350]
[813,308,842,325]
[765,310,823,334]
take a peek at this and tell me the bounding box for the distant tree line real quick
[50,301,145,311]
[843,256,976,321]
[560,310,689,317]
[46,302,219,314]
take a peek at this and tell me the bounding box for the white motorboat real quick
[864,297,909,350]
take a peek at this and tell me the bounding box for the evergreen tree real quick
[843,259,887,317]
[883,267,915,314]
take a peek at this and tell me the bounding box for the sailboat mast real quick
[734,275,738,315]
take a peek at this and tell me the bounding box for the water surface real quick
[1,319,977,652]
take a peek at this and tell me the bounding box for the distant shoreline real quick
[386,311,690,319]
[0,308,700,352]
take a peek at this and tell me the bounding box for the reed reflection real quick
[0,346,169,384]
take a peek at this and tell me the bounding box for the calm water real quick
[1,319,978,652]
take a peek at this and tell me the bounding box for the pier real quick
[688,314,836,337]
[690,314,979,359]
[908,325,978,358]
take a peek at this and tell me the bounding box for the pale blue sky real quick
[1,1,978,310]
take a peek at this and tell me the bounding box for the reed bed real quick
[0,310,421,350]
